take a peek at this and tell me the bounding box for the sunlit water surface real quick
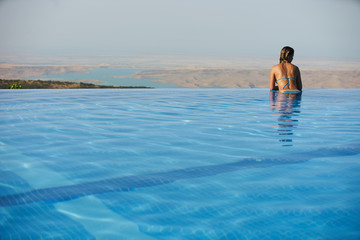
[0,89,359,239]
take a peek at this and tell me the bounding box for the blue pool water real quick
[27,68,178,88]
[0,89,359,239]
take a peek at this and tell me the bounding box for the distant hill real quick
[0,79,150,89]
[127,68,360,88]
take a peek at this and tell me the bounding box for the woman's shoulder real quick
[289,63,299,69]
[271,63,281,70]
[272,63,282,67]
[290,64,301,73]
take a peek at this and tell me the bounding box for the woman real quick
[270,46,302,93]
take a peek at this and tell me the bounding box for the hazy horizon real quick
[1,0,360,64]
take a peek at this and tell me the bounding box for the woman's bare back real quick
[270,62,302,92]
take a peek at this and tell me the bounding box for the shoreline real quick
[1,64,359,88]
[0,79,151,89]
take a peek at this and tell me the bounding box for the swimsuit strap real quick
[276,77,295,82]
[276,77,295,89]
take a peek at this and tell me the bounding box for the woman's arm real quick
[270,67,278,90]
[295,67,302,91]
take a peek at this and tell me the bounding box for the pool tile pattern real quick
[0,171,95,239]
[1,143,359,207]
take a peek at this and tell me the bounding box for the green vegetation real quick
[9,82,22,89]
[0,79,151,89]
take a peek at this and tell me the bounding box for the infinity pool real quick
[0,89,359,239]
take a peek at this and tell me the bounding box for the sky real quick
[0,0,359,62]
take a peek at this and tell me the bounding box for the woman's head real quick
[279,46,294,63]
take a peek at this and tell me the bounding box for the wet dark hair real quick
[279,46,294,63]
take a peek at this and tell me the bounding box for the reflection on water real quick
[270,91,302,147]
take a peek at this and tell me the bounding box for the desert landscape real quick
[1,62,359,88]
[124,67,360,88]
